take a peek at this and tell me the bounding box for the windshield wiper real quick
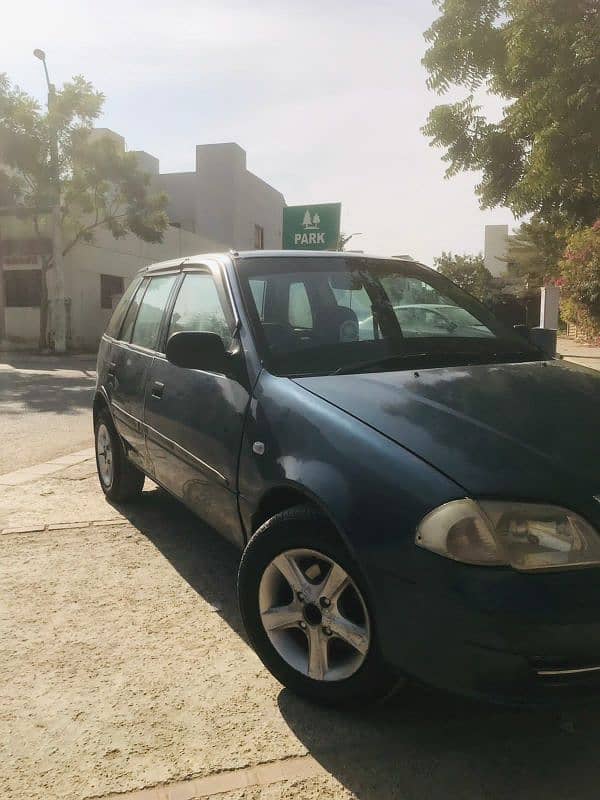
[334,350,537,376]
[334,353,429,375]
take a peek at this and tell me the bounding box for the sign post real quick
[282,203,341,250]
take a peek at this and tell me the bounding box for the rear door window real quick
[130,275,177,351]
[120,278,149,342]
[105,276,142,339]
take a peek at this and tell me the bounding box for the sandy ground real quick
[0,459,121,531]
[1,518,305,800]
[5,450,600,798]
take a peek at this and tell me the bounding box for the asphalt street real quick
[0,354,96,475]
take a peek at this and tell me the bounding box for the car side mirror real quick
[166,331,229,372]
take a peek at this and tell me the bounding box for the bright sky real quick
[4,0,517,264]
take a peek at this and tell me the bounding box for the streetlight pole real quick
[338,232,364,251]
[33,48,66,352]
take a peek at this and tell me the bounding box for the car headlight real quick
[415,499,600,571]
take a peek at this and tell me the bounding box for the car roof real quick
[140,250,429,275]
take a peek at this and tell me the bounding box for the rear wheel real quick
[94,409,144,502]
[238,504,398,706]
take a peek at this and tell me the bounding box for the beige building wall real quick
[64,225,227,350]
[2,225,225,351]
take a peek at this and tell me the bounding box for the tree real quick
[0,73,168,348]
[559,221,600,341]
[302,209,312,228]
[422,1,600,227]
[434,251,494,301]
[504,218,568,289]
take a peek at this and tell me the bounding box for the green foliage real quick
[422,1,600,225]
[0,72,168,256]
[560,220,600,320]
[560,296,600,342]
[506,217,568,287]
[434,251,494,301]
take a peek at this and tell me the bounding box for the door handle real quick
[151,381,165,399]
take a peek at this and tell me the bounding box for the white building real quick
[484,224,509,277]
[156,142,285,250]
[0,133,286,351]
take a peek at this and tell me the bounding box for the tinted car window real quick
[105,276,142,339]
[130,275,177,350]
[238,257,540,376]
[168,273,232,346]
[120,278,148,342]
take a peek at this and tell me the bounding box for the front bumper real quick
[373,555,600,706]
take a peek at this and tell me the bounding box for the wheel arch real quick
[250,482,354,558]
[93,388,112,426]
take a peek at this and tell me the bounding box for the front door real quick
[144,266,250,546]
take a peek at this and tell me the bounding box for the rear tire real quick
[238,504,398,707]
[94,409,144,502]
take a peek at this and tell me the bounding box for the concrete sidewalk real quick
[557,336,600,372]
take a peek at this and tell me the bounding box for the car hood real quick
[294,360,600,506]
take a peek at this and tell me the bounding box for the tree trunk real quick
[39,256,51,351]
[0,256,6,345]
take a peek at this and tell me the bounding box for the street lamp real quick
[33,48,66,352]
[339,231,364,251]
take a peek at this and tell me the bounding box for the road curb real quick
[90,754,325,800]
[1,519,129,536]
[0,447,96,487]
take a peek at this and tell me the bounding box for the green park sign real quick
[282,202,341,250]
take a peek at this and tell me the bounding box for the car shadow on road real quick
[117,487,600,800]
[115,485,247,639]
[279,685,600,799]
[0,372,95,414]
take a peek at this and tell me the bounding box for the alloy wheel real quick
[96,423,114,488]
[258,548,370,682]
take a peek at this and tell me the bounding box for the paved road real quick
[0,354,96,475]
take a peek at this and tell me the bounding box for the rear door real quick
[110,273,178,473]
[144,264,250,546]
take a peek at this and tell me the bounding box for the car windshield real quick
[238,256,541,376]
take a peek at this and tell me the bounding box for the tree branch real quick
[61,212,127,257]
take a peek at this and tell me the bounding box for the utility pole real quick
[338,232,363,251]
[34,48,66,352]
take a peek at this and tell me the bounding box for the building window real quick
[254,224,264,250]
[4,269,42,307]
[100,274,125,310]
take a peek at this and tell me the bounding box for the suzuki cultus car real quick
[94,251,600,706]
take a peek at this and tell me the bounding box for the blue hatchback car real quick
[94,251,600,706]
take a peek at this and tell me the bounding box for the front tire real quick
[238,504,397,706]
[94,409,144,502]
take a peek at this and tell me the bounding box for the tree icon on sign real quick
[312,213,320,227]
[302,210,312,228]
